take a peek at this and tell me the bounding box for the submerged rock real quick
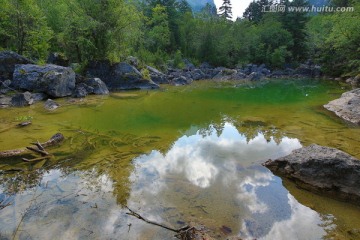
[12,64,76,97]
[263,144,360,205]
[324,88,360,125]
[44,99,60,111]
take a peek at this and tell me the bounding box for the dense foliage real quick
[0,0,359,77]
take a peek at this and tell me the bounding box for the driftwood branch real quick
[126,206,182,233]
[22,156,51,162]
[0,199,12,210]
[0,133,64,159]
[125,207,212,240]
[31,141,45,151]
[26,146,49,156]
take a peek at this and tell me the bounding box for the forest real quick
[0,0,359,77]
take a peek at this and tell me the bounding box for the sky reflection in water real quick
[0,122,332,239]
[129,122,328,239]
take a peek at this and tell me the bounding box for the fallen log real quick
[0,133,64,158]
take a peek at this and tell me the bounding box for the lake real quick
[0,79,359,239]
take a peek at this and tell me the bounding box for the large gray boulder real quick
[12,64,75,97]
[324,88,360,125]
[86,61,159,90]
[0,79,12,94]
[212,68,236,80]
[346,75,360,88]
[263,144,360,205]
[294,63,322,78]
[270,68,295,78]
[32,92,47,102]
[247,72,263,81]
[146,66,169,84]
[183,59,195,71]
[86,78,109,95]
[190,69,206,80]
[0,51,34,80]
[73,85,88,98]
[171,76,192,86]
[230,71,247,80]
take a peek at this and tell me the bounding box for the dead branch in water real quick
[0,133,64,159]
[126,206,181,233]
[125,207,213,240]
[26,146,49,156]
[22,156,51,162]
[0,198,12,210]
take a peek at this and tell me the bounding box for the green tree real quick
[147,4,171,51]
[39,0,143,63]
[0,0,53,60]
[243,0,272,23]
[219,0,233,20]
[145,0,181,51]
[278,0,309,62]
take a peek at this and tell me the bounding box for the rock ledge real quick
[324,88,360,125]
[263,144,360,205]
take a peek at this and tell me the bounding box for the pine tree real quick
[219,0,232,20]
[243,0,272,23]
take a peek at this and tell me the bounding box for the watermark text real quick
[262,5,355,13]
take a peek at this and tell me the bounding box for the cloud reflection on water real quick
[132,122,301,191]
[129,122,329,239]
[0,122,330,239]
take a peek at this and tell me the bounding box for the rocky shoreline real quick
[1,50,325,108]
[1,50,359,206]
[324,88,360,125]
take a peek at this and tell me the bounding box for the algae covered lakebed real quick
[0,79,359,239]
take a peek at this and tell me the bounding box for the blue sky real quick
[214,0,252,20]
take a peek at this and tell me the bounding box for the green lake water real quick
[0,79,359,239]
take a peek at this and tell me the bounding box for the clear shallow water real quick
[0,79,359,239]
